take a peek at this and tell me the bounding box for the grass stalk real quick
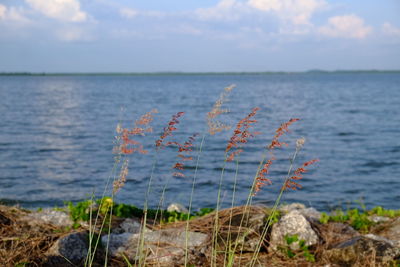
[249,146,301,267]
[137,153,159,267]
[184,133,206,266]
[211,153,228,267]
[223,155,240,266]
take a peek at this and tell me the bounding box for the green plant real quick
[283,234,315,262]
[319,207,379,232]
[66,199,95,228]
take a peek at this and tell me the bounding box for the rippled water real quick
[1,73,399,211]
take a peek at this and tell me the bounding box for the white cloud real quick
[25,0,87,22]
[120,8,138,19]
[247,0,326,25]
[0,4,31,24]
[0,4,6,18]
[56,27,93,41]
[195,0,247,21]
[382,22,400,37]
[318,15,372,39]
[119,6,166,19]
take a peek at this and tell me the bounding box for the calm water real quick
[1,73,400,211]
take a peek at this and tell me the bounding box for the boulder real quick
[270,210,319,251]
[280,203,306,212]
[22,209,72,227]
[45,231,88,265]
[280,203,321,221]
[103,227,208,265]
[371,217,400,247]
[316,222,360,247]
[111,218,142,234]
[324,236,400,266]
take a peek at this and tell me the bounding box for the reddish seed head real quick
[283,158,318,191]
[268,118,300,150]
[170,133,198,177]
[115,110,156,155]
[155,112,185,149]
[226,107,260,161]
[207,85,235,135]
[253,159,274,196]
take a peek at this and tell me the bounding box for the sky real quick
[0,0,399,72]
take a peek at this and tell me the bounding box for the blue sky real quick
[0,0,399,72]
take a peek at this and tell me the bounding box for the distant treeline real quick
[0,70,400,76]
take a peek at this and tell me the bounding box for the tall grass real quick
[83,85,317,267]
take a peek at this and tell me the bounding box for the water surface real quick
[1,73,399,211]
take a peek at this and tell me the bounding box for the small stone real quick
[270,210,319,251]
[368,215,391,223]
[167,203,189,213]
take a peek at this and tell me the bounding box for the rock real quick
[270,210,319,251]
[22,209,72,227]
[236,212,267,252]
[280,203,306,213]
[364,234,396,247]
[103,227,208,265]
[214,206,267,252]
[0,212,12,225]
[279,203,321,221]
[324,236,400,266]
[45,231,88,265]
[167,203,189,213]
[368,215,391,224]
[316,222,360,247]
[111,218,142,234]
[371,217,400,247]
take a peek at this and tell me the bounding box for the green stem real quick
[211,153,228,267]
[249,147,301,267]
[184,134,206,266]
[138,153,159,267]
[223,155,240,266]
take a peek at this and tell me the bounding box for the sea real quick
[1,72,399,212]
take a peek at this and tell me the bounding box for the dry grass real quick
[0,205,62,266]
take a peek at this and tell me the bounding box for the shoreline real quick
[1,201,399,266]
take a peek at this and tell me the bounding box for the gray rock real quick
[324,236,400,266]
[280,203,306,213]
[279,203,321,221]
[364,234,396,246]
[368,215,391,223]
[22,209,72,227]
[120,218,141,233]
[109,217,143,234]
[317,222,359,247]
[167,203,189,213]
[372,217,400,247]
[270,210,319,251]
[103,227,208,264]
[102,232,135,256]
[145,228,207,247]
[45,232,88,265]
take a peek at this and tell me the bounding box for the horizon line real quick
[1,69,400,76]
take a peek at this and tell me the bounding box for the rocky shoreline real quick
[1,202,399,266]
